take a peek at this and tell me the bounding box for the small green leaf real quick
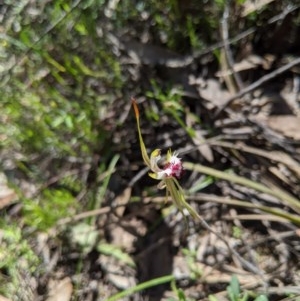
[208,295,219,301]
[254,295,269,301]
[65,115,73,129]
[71,223,99,253]
[97,243,136,268]
[227,275,240,301]
[177,288,187,301]
[171,280,187,301]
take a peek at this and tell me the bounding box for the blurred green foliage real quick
[0,0,297,299]
[0,223,40,297]
[23,188,77,231]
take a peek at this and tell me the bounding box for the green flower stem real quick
[191,194,300,226]
[184,162,300,214]
[104,275,175,301]
[132,98,151,167]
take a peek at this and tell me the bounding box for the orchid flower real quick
[132,98,199,220]
[133,98,264,273]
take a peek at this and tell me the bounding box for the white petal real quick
[170,154,181,165]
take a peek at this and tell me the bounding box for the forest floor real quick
[0,1,300,301]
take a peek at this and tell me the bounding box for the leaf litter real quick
[1,1,300,301]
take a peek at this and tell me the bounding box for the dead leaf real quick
[242,0,276,17]
[267,115,300,140]
[107,273,132,290]
[216,54,265,77]
[0,173,18,210]
[220,141,300,178]
[114,187,132,216]
[0,296,12,301]
[45,277,73,301]
[191,78,231,108]
[186,111,214,162]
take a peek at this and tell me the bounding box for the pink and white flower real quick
[157,151,184,179]
[132,98,199,220]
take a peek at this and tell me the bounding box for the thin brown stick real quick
[221,4,244,91]
[214,57,300,117]
[193,5,299,61]
[56,206,111,226]
[192,208,266,279]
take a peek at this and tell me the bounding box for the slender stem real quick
[215,57,300,116]
[104,275,175,301]
[131,98,151,167]
[184,162,300,213]
[191,194,300,226]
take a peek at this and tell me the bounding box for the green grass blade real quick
[104,275,175,301]
[184,162,300,213]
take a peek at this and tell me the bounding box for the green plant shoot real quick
[132,97,199,220]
